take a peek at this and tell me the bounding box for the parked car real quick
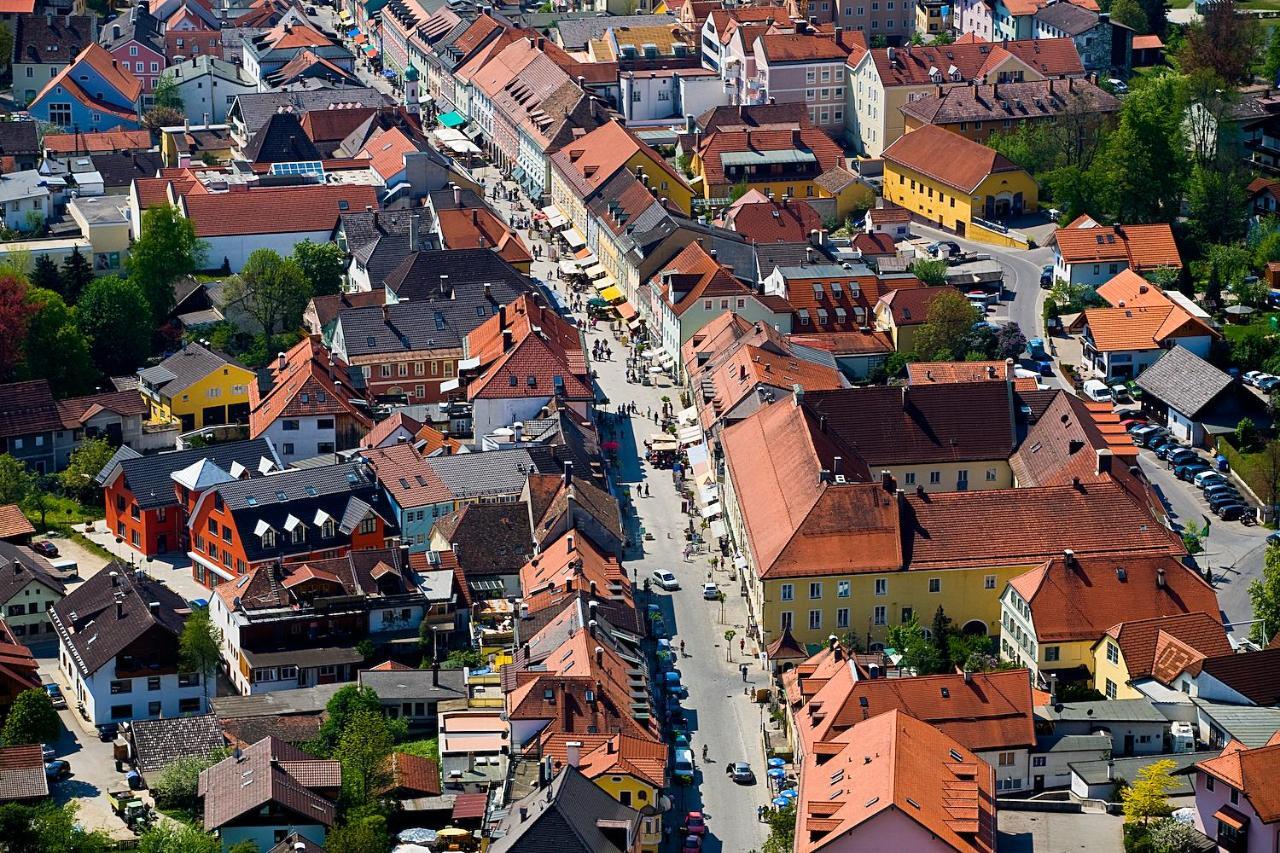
[928,241,961,258]
[730,762,756,784]
[1175,463,1211,481]
[1216,503,1248,521]
[682,812,708,836]
[1153,441,1182,460]
[702,583,719,600]
[1138,429,1168,448]
[1244,370,1267,387]
[1166,449,1200,466]
[1082,380,1113,403]
[1035,359,1054,377]
[31,540,58,558]
[1204,487,1242,505]
[44,760,70,780]
[1208,493,1245,512]
[1267,531,1280,547]
[41,745,54,762]
[1194,471,1228,490]
[1111,385,1133,404]
[665,682,689,700]
[1122,418,1148,432]
[682,835,703,851]
[1107,77,1130,94]
[1260,376,1280,392]
[96,723,118,742]
[43,683,65,709]
[652,570,679,591]
[674,749,695,784]
[1040,265,1054,288]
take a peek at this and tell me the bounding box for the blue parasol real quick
[767,768,785,779]
[767,757,785,768]
[772,797,789,808]
[781,788,798,800]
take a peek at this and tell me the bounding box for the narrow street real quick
[468,166,770,850]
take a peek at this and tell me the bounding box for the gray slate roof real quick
[1034,733,1112,754]
[89,150,164,189]
[0,541,66,604]
[339,209,440,285]
[1069,751,1218,795]
[1135,346,1233,418]
[100,6,164,53]
[357,667,466,701]
[14,14,94,65]
[231,87,388,138]
[0,121,39,157]
[131,714,226,775]
[554,13,677,49]
[428,446,558,500]
[98,438,279,510]
[1034,1,1100,35]
[1037,697,1168,724]
[1193,700,1280,748]
[211,683,343,718]
[488,764,641,853]
[140,341,245,397]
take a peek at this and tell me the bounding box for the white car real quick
[652,570,679,591]
[1081,380,1113,403]
[1244,371,1267,387]
[1194,470,1227,490]
[702,583,718,600]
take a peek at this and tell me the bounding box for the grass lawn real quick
[1240,0,1280,9]
[1166,0,1192,8]
[25,495,103,533]
[1221,315,1280,344]
[68,530,115,561]
[395,737,440,763]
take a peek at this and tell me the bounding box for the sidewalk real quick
[73,524,213,605]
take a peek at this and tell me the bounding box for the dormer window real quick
[323,519,336,539]
[261,528,275,548]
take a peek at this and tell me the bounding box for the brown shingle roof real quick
[0,505,34,540]
[864,38,1083,86]
[899,78,1117,126]
[198,737,338,830]
[180,184,378,237]
[0,745,48,802]
[883,124,1025,193]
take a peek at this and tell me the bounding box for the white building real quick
[0,170,54,232]
[162,56,258,124]
[0,543,66,644]
[49,566,205,725]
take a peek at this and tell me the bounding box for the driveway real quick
[1136,452,1270,639]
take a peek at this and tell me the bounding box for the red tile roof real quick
[883,125,1025,193]
[862,38,1084,86]
[575,733,668,788]
[725,196,824,242]
[248,336,373,438]
[795,710,996,853]
[44,129,151,154]
[696,126,844,185]
[359,411,423,450]
[0,505,34,540]
[436,207,532,266]
[385,752,441,796]
[757,32,851,63]
[464,294,589,401]
[1197,737,1280,823]
[551,119,688,199]
[179,185,378,237]
[1052,221,1182,270]
[877,285,949,326]
[519,530,631,615]
[1132,34,1164,50]
[656,241,756,317]
[907,361,1012,384]
[355,126,419,181]
[1008,554,1219,643]
[1103,612,1231,685]
[299,106,378,145]
[1083,304,1215,352]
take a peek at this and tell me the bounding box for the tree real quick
[1187,163,1249,246]
[886,617,941,674]
[142,105,185,134]
[1137,0,1168,36]
[441,648,482,670]
[1110,0,1147,32]
[137,823,220,853]
[1267,26,1280,84]
[0,801,112,853]
[29,254,61,295]
[0,454,36,506]
[761,799,796,853]
[292,240,346,298]
[724,628,736,662]
[58,438,116,503]
[1179,0,1262,84]
[0,23,13,71]
[128,205,205,324]
[227,842,260,853]
[337,709,394,807]
[75,276,153,376]
[0,272,33,380]
[152,74,183,112]
[993,322,1027,360]
[150,749,228,810]
[311,685,405,756]
[18,287,96,395]
[909,258,949,287]
[1249,544,1280,645]
[179,605,221,709]
[930,605,953,673]
[327,815,390,853]
[1093,75,1187,224]
[1149,816,1205,853]
[59,248,93,304]
[222,249,311,337]
[911,289,976,361]
[1,688,60,746]
[1236,417,1260,451]
[1121,758,1178,823]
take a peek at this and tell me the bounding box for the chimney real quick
[809,229,822,247]
[409,213,420,253]
[149,601,160,615]
[594,646,603,665]
[277,351,286,371]
[563,460,573,486]
[963,668,972,683]
[1063,549,1075,568]
[1096,448,1113,475]
[880,470,893,492]
[567,533,575,552]
[833,456,843,476]
[502,329,514,351]
[115,598,124,619]
[432,657,439,686]
[1157,568,1166,588]
[452,182,461,207]
[110,570,119,587]
[566,741,582,767]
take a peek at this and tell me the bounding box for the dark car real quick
[1208,494,1245,513]
[1175,463,1211,481]
[682,836,702,851]
[1141,431,1170,449]
[31,540,58,558]
[96,723,118,742]
[1155,442,1183,460]
[43,683,65,710]
[1166,449,1200,467]
[44,760,70,780]
[1216,503,1248,521]
[1036,359,1054,377]
[1205,484,1242,501]
[928,241,961,258]
[1040,265,1054,288]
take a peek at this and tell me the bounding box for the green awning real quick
[439,111,467,129]
[721,149,817,167]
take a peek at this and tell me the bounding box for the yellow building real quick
[1000,553,1216,690]
[915,0,950,35]
[68,196,132,275]
[577,735,668,852]
[1089,612,1233,702]
[159,124,235,168]
[689,125,846,202]
[138,341,254,432]
[719,396,1188,653]
[882,124,1039,247]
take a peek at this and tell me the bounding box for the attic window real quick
[798,309,810,325]
[527,375,537,387]
[940,687,950,698]
[338,200,349,210]
[509,375,518,387]
[276,491,288,501]
[831,281,843,298]
[300,393,309,403]
[950,749,964,762]
[366,336,376,348]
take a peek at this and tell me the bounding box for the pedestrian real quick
[679,639,686,656]
[741,664,748,682]
[740,638,746,655]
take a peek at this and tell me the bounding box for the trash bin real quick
[1216,454,1229,472]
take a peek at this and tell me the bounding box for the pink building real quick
[1193,735,1280,853]
[953,0,997,41]
[101,5,166,102]
[751,28,861,134]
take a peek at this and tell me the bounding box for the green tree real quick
[0,23,13,70]
[761,797,796,853]
[909,257,949,287]
[1110,0,1147,32]
[137,823,220,853]
[17,288,96,395]
[152,74,183,112]
[0,801,111,853]
[179,605,221,709]
[327,814,391,853]
[724,628,736,662]
[1092,75,1187,223]
[1187,163,1249,246]
[993,322,1027,360]
[310,685,404,756]
[0,454,36,506]
[441,648,482,670]
[886,617,941,674]
[1249,543,1280,645]
[933,30,955,44]
[1179,0,1262,84]
[1267,26,1280,84]
[150,748,229,811]
[292,240,346,298]
[227,842,259,853]
[911,289,976,361]
[222,249,311,336]
[75,275,152,376]
[1137,0,1168,36]
[930,605,953,672]
[58,438,116,503]
[1,688,60,746]
[338,709,394,807]
[29,254,60,295]
[1121,758,1178,823]
[128,205,206,324]
[59,248,93,304]
[1236,417,1260,451]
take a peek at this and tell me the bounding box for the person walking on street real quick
[741,664,748,682]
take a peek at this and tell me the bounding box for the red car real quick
[681,812,707,836]
[32,540,58,558]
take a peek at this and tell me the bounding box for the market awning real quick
[354,33,367,44]
[558,259,579,275]
[512,166,526,182]
[562,229,586,249]
[583,263,608,279]
[541,205,567,227]
[439,111,467,128]
[594,276,615,292]
[615,301,637,320]
[347,27,360,37]
[681,425,704,447]
[600,285,624,303]
[648,435,679,450]
[700,501,722,519]
[365,47,378,58]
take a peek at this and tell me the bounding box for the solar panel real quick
[270,161,324,176]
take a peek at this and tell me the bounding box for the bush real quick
[151,749,229,810]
